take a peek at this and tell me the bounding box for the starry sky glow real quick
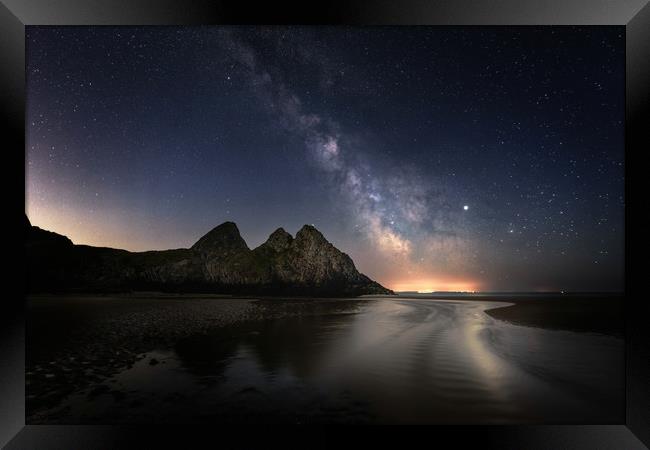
[26,26,625,292]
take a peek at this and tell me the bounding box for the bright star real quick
[463,205,469,211]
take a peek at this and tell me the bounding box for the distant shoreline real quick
[391,293,624,337]
[394,291,624,298]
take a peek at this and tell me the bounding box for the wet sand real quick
[26,294,624,424]
[26,295,366,420]
[27,295,255,417]
[483,295,623,337]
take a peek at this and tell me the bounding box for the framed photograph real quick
[3,0,648,448]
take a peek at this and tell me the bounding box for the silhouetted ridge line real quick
[25,219,393,296]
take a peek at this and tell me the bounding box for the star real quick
[24,26,624,293]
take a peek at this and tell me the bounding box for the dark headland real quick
[25,215,393,297]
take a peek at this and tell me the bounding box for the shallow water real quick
[32,298,624,423]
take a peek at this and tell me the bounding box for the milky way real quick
[25,26,625,292]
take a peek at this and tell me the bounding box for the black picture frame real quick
[3,0,648,448]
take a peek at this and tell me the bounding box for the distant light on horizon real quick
[389,278,480,294]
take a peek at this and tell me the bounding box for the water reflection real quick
[168,298,623,423]
[174,302,363,380]
[46,298,624,423]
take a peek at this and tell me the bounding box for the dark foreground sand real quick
[26,295,366,421]
[483,295,624,337]
[27,295,250,417]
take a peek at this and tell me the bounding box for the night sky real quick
[26,26,625,292]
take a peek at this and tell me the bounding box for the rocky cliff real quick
[25,216,393,296]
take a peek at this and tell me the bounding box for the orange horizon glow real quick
[25,207,191,252]
[385,278,481,293]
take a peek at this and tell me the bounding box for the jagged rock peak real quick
[295,224,327,243]
[264,227,293,252]
[191,221,249,254]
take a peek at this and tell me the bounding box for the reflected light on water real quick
[462,320,509,402]
[27,297,625,424]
